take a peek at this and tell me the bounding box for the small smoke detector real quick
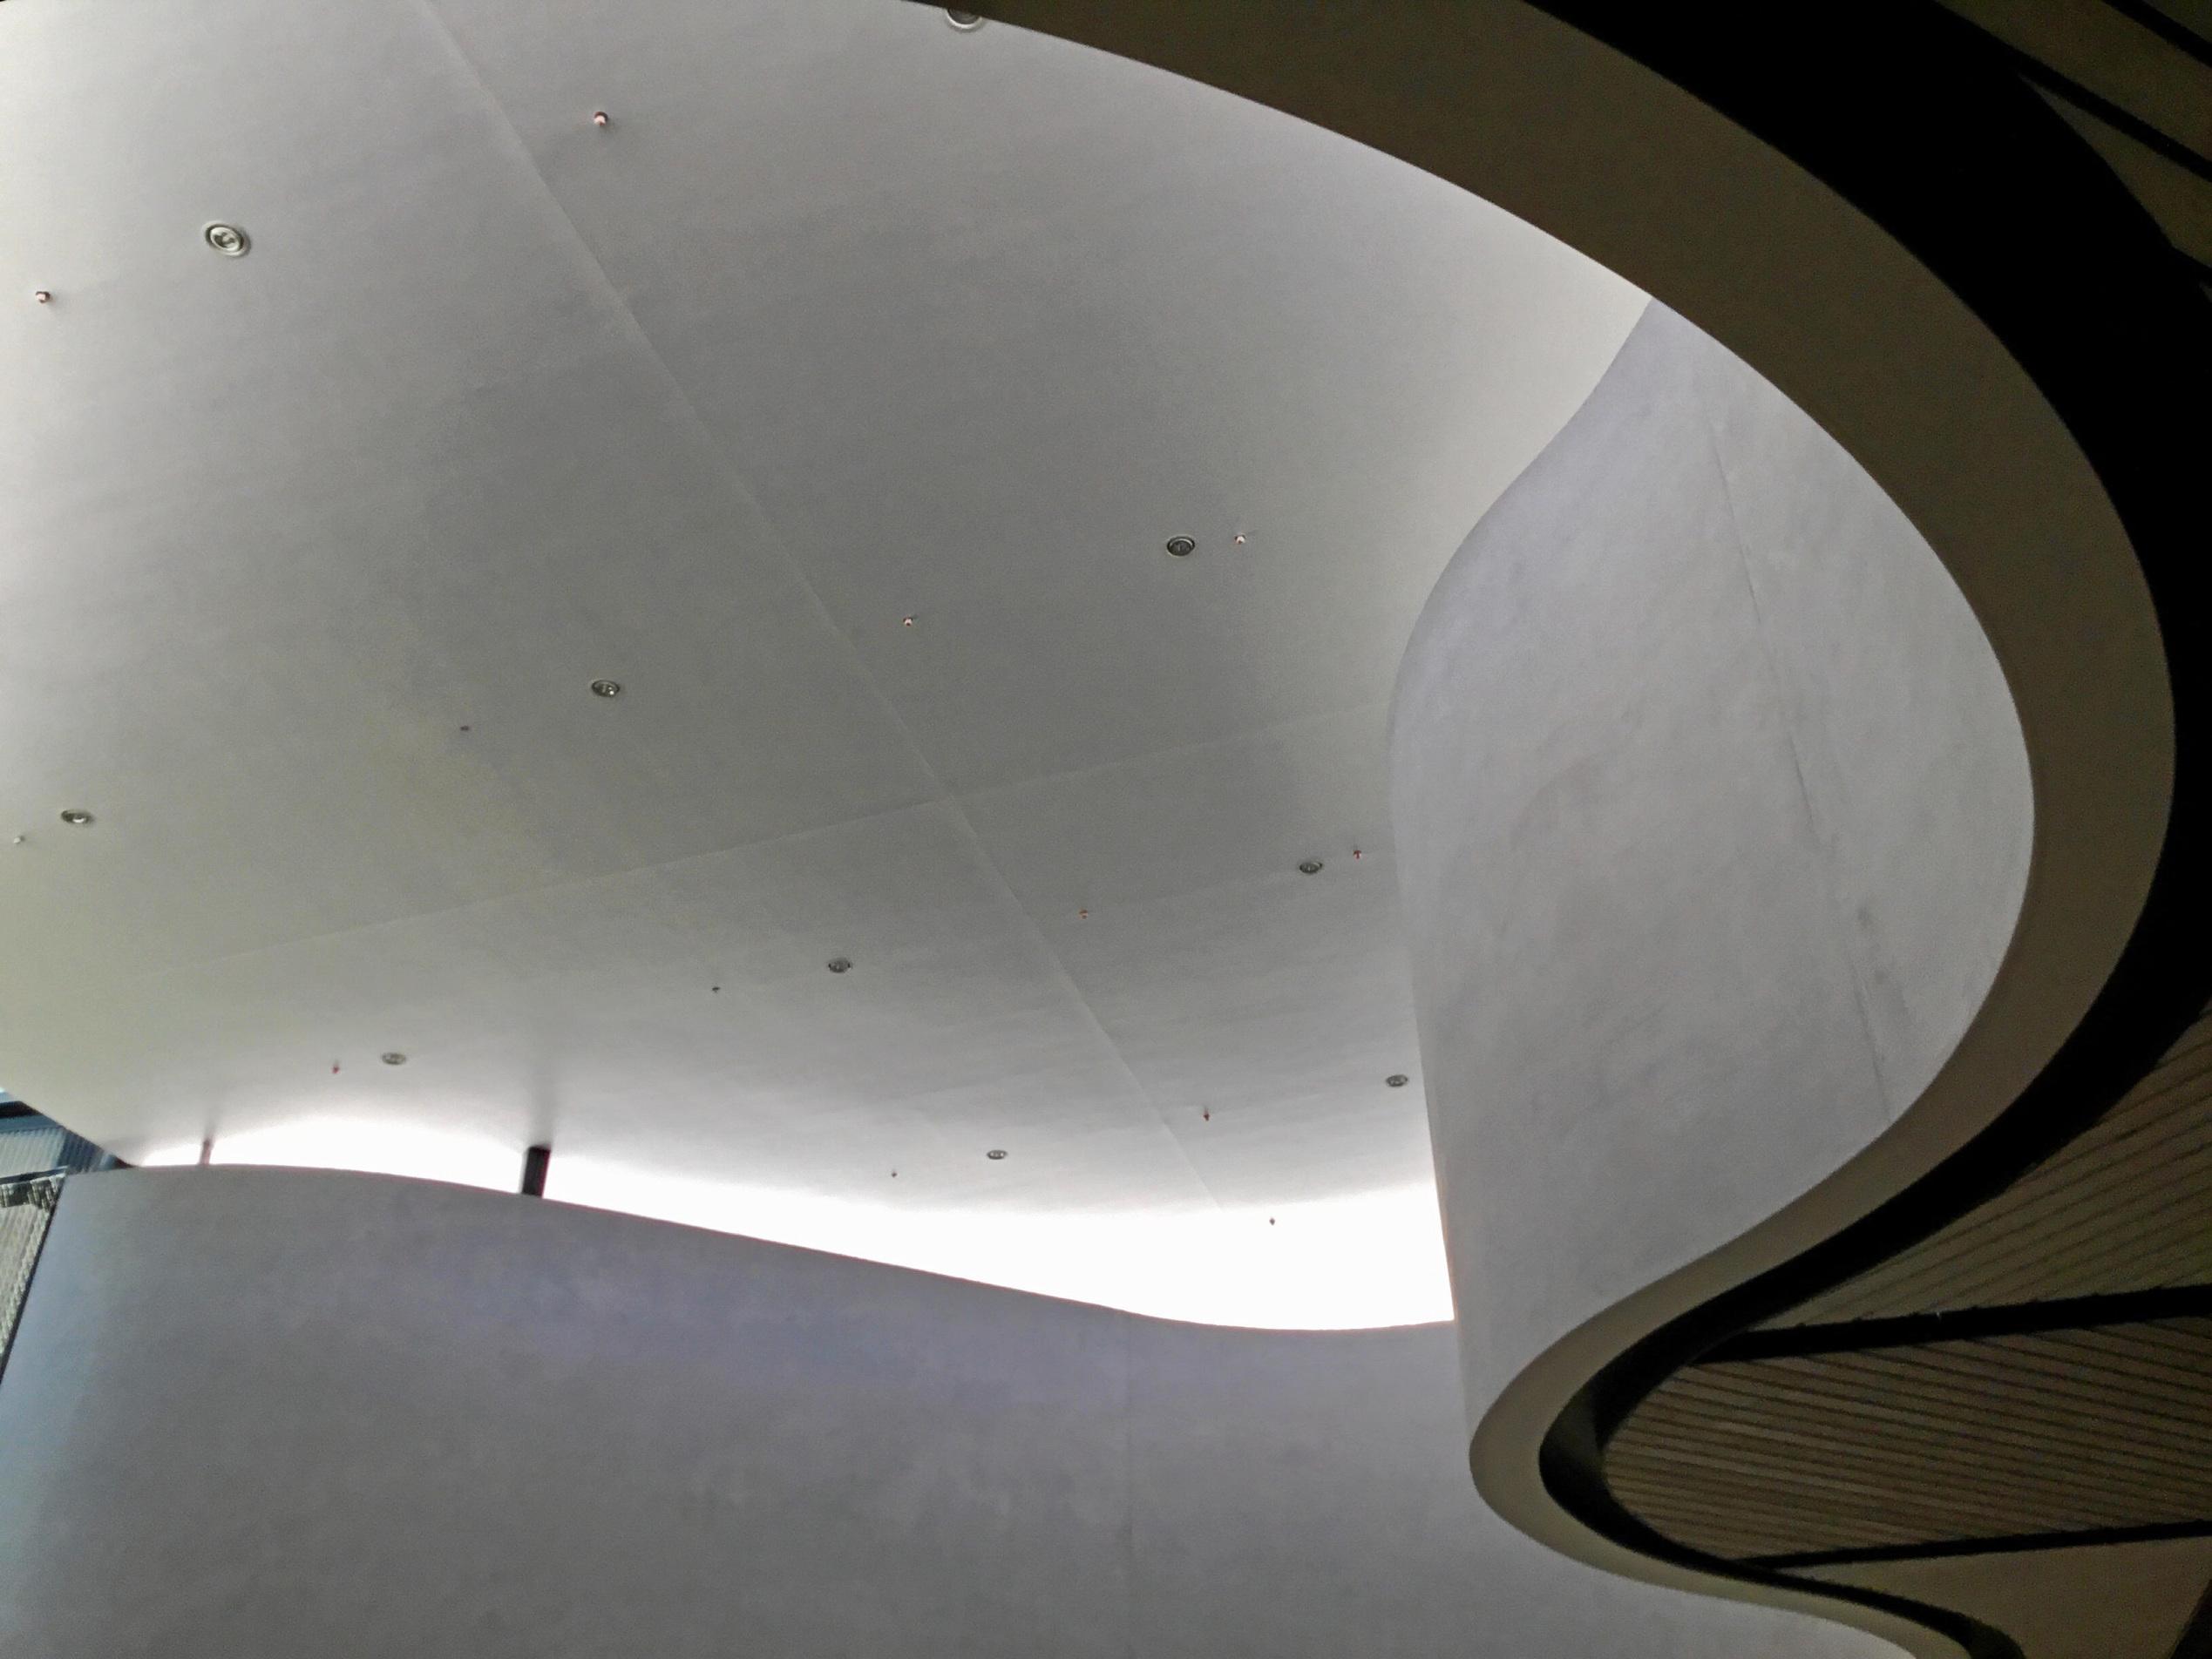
[203,222,250,257]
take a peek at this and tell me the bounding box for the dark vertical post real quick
[521,1144,552,1198]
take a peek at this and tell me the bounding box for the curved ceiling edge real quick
[954,2,2210,1656]
[1469,16,2209,1650]
[0,0,1648,1333]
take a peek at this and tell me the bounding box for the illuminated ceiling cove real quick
[0,0,1645,1325]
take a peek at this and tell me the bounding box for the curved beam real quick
[0,1168,1906,1659]
[963,0,2211,1652]
[1394,299,2033,1658]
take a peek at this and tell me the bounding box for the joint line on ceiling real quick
[407,0,1223,1211]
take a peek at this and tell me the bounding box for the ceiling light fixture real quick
[1164,535,1196,559]
[986,1148,1008,1160]
[589,678,622,698]
[381,1052,408,1066]
[826,957,852,974]
[1386,1073,1409,1088]
[1298,859,1324,875]
[203,222,250,257]
[946,9,985,28]
[58,809,92,826]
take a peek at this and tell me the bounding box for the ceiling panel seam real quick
[960,698,1394,807]
[406,0,943,813]
[407,0,1222,1208]
[1698,402,1902,1121]
[4,796,966,1006]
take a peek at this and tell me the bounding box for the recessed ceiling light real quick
[1164,535,1197,559]
[986,1148,1008,1160]
[946,9,985,28]
[381,1052,408,1066]
[1386,1073,1409,1088]
[203,222,250,257]
[58,809,92,826]
[826,957,852,974]
[1298,859,1324,875]
[589,678,622,699]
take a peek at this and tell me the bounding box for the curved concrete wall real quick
[1392,305,2032,1462]
[0,1167,1895,1658]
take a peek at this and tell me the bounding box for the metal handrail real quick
[0,1170,68,1386]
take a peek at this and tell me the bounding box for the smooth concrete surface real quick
[1808,1537,2212,1659]
[1394,304,2032,1428]
[960,12,2175,1644]
[0,1168,1898,1659]
[0,0,1645,1328]
[0,3,2177,1654]
[1391,308,2032,1659]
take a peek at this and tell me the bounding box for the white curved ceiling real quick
[0,0,1642,1325]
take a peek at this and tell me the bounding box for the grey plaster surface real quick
[0,0,1643,1326]
[0,1168,1895,1658]
[1391,304,2032,1420]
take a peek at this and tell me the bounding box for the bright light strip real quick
[207,1115,521,1193]
[132,1126,1454,1327]
[543,1155,1454,1330]
[130,1140,207,1168]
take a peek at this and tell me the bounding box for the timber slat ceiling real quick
[1605,1318,2212,1562]
[1774,1009,2212,1324]
[1592,10,2212,1650]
